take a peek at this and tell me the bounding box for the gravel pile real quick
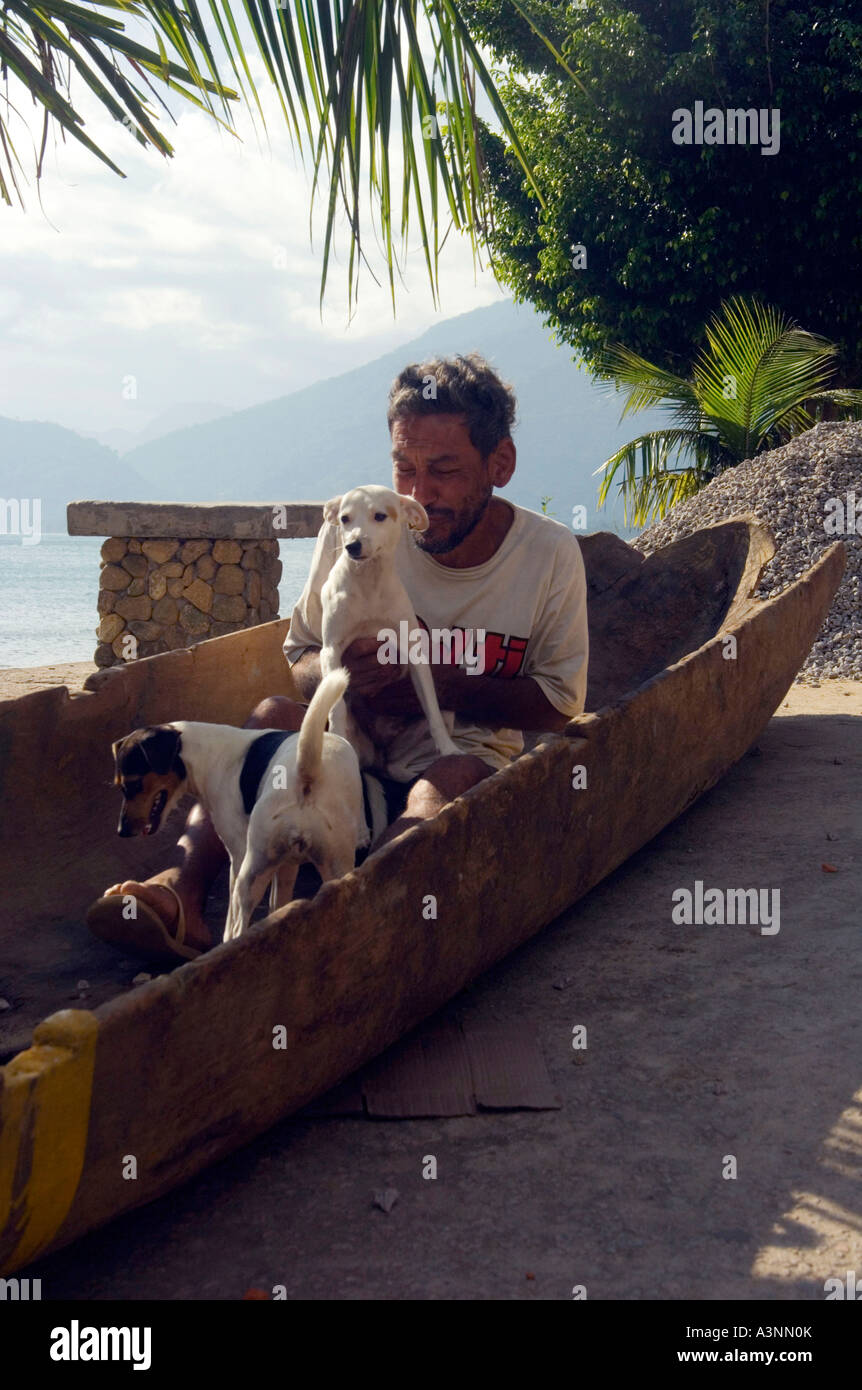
[632,421,862,681]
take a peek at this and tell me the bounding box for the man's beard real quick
[413,487,492,555]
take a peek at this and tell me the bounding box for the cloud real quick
[0,19,509,434]
[100,287,208,331]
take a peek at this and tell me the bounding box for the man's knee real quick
[407,753,494,809]
[245,694,306,731]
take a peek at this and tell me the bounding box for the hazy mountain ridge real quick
[2,300,661,535]
[0,418,155,532]
[80,401,233,456]
[119,300,660,531]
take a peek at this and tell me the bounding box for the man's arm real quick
[290,647,321,702]
[362,665,571,733]
[290,641,568,731]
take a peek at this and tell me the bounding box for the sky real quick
[0,12,516,439]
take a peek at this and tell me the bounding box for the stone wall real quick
[95,537,282,666]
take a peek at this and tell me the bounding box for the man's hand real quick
[360,664,452,720]
[291,640,413,711]
[341,636,408,699]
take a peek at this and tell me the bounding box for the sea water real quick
[0,535,318,668]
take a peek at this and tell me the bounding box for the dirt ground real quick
[0,660,93,698]
[7,671,856,1300]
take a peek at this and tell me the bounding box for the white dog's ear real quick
[401,496,429,532]
[323,495,343,525]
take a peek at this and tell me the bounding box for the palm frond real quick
[593,294,862,526]
[694,297,837,457]
[805,388,862,422]
[594,343,697,421]
[624,467,703,527]
[1,1,570,314]
[595,427,727,526]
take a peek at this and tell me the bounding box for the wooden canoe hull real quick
[0,525,845,1273]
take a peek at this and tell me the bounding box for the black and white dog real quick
[111,670,368,939]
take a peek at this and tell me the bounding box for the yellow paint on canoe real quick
[0,1009,97,1273]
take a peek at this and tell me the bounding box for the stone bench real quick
[68,501,323,667]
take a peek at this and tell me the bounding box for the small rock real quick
[211,593,247,623]
[213,539,242,565]
[373,1188,399,1214]
[132,972,152,986]
[213,564,245,596]
[142,539,179,565]
[77,979,90,993]
[182,577,214,614]
[826,831,838,841]
[0,998,12,1011]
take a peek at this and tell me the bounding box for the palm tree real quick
[1,1,577,314]
[595,297,862,527]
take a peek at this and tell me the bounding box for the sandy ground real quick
[8,670,858,1301]
[0,660,95,700]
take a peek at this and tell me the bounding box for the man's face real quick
[390,413,494,555]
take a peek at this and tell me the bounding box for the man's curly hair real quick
[386,351,518,460]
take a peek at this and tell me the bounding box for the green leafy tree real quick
[461,0,862,380]
[0,0,567,314]
[596,297,862,526]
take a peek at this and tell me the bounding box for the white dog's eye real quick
[374,512,387,522]
[340,515,349,524]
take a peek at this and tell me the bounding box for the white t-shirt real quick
[284,499,589,780]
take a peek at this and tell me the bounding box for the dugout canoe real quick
[0,517,846,1274]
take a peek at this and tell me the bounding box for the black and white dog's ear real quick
[110,736,128,779]
[323,495,343,525]
[140,726,184,776]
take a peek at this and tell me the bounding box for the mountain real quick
[80,401,233,456]
[0,418,154,533]
[120,299,663,534]
[2,300,665,537]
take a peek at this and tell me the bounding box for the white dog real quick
[319,484,460,767]
[111,669,367,941]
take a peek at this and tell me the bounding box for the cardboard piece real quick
[303,1017,560,1118]
[464,1021,561,1111]
[362,1018,475,1118]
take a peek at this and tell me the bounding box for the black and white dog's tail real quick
[296,668,350,795]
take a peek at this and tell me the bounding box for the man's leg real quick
[372,753,494,851]
[101,695,307,951]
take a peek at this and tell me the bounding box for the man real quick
[88,352,588,960]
